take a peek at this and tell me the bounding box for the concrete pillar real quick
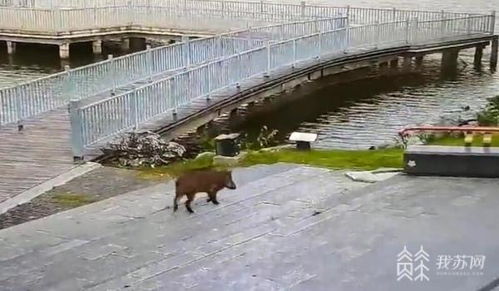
[59,43,70,59]
[229,108,238,119]
[474,45,484,68]
[389,58,399,68]
[92,40,102,55]
[415,55,424,67]
[402,56,412,69]
[491,37,498,69]
[378,61,389,74]
[441,49,459,70]
[6,41,16,55]
[120,38,130,51]
[130,37,146,50]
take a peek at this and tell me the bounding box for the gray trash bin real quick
[215,133,240,157]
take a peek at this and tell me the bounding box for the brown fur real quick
[173,170,236,213]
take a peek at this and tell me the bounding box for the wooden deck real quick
[0,107,75,203]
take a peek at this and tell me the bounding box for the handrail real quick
[69,15,495,157]
[0,16,346,127]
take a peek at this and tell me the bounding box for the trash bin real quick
[215,133,240,157]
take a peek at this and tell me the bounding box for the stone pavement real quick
[0,164,498,291]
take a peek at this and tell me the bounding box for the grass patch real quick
[428,134,499,147]
[240,148,404,170]
[137,148,405,179]
[137,154,216,180]
[51,192,97,208]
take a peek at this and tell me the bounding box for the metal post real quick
[182,35,190,68]
[440,10,446,37]
[292,39,297,68]
[170,77,177,114]
[346,5,350,19]
[131,91,139,129]
[69,99,84,161]
[318,31,322,59]
[405,18,410,44]
[344,19,350,53]
[467,14,471,35]
[265,41,271,77]
[413,17,419,43]
[64,64,71,99]
[375,21,380,48]
[147,45,153,80]
[108,54,116,95]
[15,86,23,131]
[491,10,496,35]
[300,1,306,18]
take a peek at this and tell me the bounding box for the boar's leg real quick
[185,194,195,213]
[173,195,180,212]
[208,191,220,205]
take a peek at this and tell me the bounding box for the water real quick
[0,42,135,88]
[1,0,498,149]
[230,53,498,149]
[226,0,499,149]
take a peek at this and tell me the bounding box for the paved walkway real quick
[0,164,498,290]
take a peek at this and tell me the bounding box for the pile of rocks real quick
[102,131,186,167]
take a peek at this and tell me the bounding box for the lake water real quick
[1,0,498,149]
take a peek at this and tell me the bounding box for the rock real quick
[213,152,248,167]
[103,131,186,167]
[345,169,401,183]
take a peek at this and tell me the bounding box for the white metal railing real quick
[0,17,347,127]
[0,6,316,34]
[70,15,494,157]
[0,1,486,34]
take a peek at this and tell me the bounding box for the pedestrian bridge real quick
[0,0,497,205]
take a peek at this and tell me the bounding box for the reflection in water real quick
[230,51,498,149]
[0,42,130,88]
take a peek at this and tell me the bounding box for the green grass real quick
[51,192,97,208]
[240,148,404,171]
[137,148,405,179]
[137,154,218,180]
[427,134,499,147]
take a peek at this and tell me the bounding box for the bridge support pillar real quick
[415,56,424,67]
[441,48,459,71]
[6,41,16,55]
[120,38,130,51]
[402,56,412,69]
[92,40,102,55]
[473,45,483,68]
[389,58,398,68]
[59,43,70,59]
[491,37,498,69]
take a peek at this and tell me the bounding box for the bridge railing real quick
[0,5,318,35]
[70,14,494,156]
[0,17,346,127]
[0,1,487,33]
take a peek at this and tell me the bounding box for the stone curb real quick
[0,162,102,215]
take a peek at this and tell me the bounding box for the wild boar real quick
[173,169,237,213]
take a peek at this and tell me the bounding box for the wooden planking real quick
[0,107,76,204]
[0,69,180,204]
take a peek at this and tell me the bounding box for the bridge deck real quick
[0,34,494,209]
